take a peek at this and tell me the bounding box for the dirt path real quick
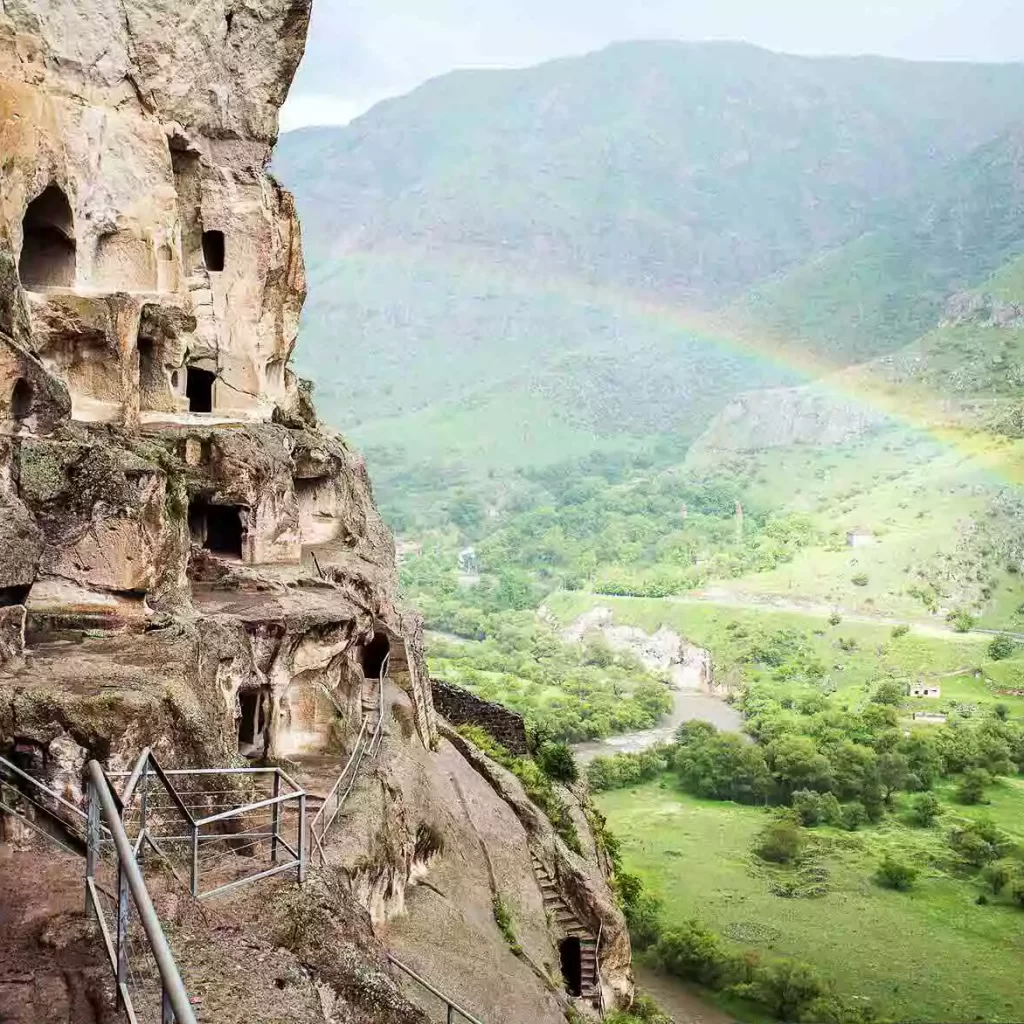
[633,963,736,1024]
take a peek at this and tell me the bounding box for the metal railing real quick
[308,661,387,865]
[387,955,485,1024]
[85,759,197,1024]
[110,748,307,900]
[595,920,606,1018]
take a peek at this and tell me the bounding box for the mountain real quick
[274,42,1024,516]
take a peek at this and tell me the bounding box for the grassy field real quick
[599,779,1024,1023]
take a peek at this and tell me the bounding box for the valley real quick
[273,36,1024,1024]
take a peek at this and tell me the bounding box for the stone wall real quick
[430,679,528,755]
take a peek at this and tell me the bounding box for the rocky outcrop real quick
[943,290,1024,328]
[0,3,629,1023]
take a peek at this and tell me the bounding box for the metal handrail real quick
[86,760,197,1024]
[308,656,388,864]
[387,954,485,1024]
[594,920,606,1018]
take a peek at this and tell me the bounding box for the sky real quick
[280,0,1024,131]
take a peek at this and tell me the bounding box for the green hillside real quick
[276,42,1024,508]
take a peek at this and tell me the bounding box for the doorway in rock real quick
[237,688,268,757]
[360,633,391,679]
[559,937,583,997]
[202,230,225,272]
[186,366,215,413]
[19,184,76,289]
[10,378,32,421]
[188,497,245,559]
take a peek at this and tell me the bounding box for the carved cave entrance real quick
[202,230,225,273]
[186,366,216,413]
[237,687,269,757]
[10,379,32,421]
[360,633,391,680]
[559,937,583,997]
[19,184,76,289]
[189,497,245,559]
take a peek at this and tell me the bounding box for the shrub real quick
[981,860,1015,895]
[841,802,868,831]
[988,634,1016,661]
[654,920,727,987]
[957,767,991,805]
[1011,877,1024,909]
[744,959,827,1021]
[851,573,869,587]
[792,789,840,826]
[948,819,1013,867]
[828,611,842,626]
[492,895,521,953]
[891,623,910,639]
[948,608,977,633]
[875,854,919,891]
[872,680,905,706]
[755,815,806,864]
[538,741,579,784]
[910,792,941,827]
[993,703,1010,722]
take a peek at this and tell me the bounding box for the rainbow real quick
[318,243,1024,485]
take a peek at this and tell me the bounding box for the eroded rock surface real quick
[0,2,630,1021]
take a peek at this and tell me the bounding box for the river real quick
[572,686,744,763]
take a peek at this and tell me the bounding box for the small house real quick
[846,528,875,548]
[910,683,941,698]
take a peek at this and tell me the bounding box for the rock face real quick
[0,3,630,1021]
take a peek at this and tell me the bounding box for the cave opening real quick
[188,497,245,558]
[19,184,76,289]
[0,584,31,606]
[237,688,268,756]
[10,378,32,421]
[559,937,582,997]
[202,230,225,272]
[186,366,215,413]
[360,633,391,679]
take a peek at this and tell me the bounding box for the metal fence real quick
[109,748,307,900]
[308,664,386,865]
[387,955,485,1024]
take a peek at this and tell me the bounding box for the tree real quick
[875,855,918,891]
[948,819,1013,868]
[768,734,833,797]
[841,802,868,831]
[654,920,727,987]
[988,634,1016,661]
[957,767,991,805]
[538,742,579,784]
[755,815,806,864]
[872,680,905,707]
[878,752,910,803]
[981,860,1014,895]
[948,608,977,633]
[910,792,941,827]
[746,959,826,1021]
[993,703,1010,722]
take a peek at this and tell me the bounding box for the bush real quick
[957,767,991,805]
[792,789,840,826]
[743,959,827,1021]
[872,680,905,706]
[910,792,941,827]
[988,634,1016,661]
[1011,877,1024,909]
[981,860,1015,895]
[654,920,727,987]
[851,573,869,587]
[828,611,842,626]
[841,802,868,831]
[492,895,521,953]
[875,854,918,891]
[538,741,579,784]
[948,819,1013,867]
[614,870,663,951]
[755,815,806,864]
[948,608,977,633]
[891,623,910,639]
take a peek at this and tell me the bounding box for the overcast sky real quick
[281,0,1024,131]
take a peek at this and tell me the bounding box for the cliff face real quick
[0,3,630,1021]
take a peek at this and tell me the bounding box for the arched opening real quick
[559,938,582,997]
[202,230,225,272]
[360,633,391,679]
[10,378,32,421]
[237,687,269,757]
[19,184,76,289]
[188,497,245,558]
[186,366,215,413]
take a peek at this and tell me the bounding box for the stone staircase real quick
[530,852,598,1002]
